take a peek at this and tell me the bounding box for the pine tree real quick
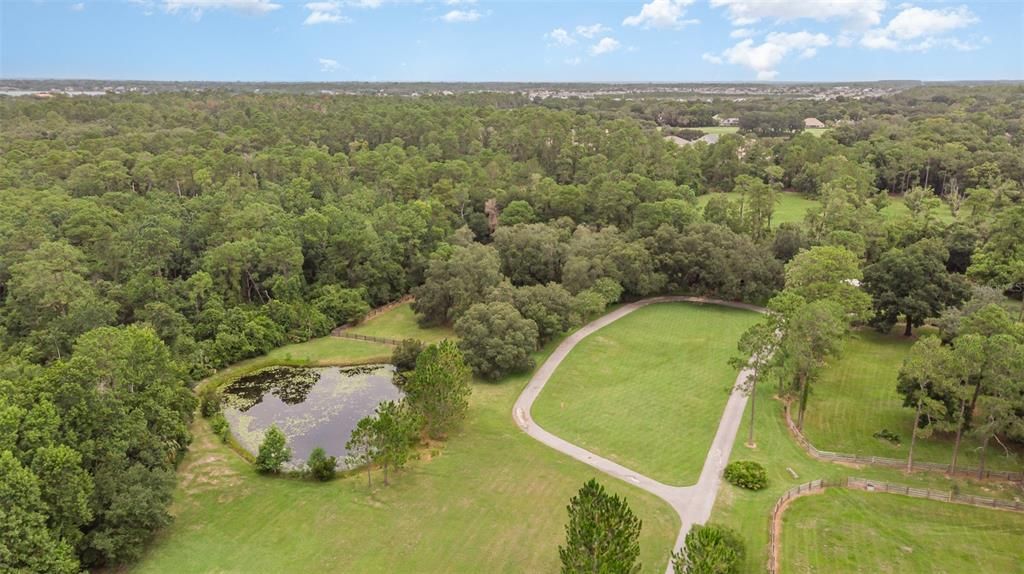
[558,479,642,574]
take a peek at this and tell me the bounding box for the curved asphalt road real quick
[512,296,766,573]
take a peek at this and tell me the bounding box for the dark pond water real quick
[222,364,401,470]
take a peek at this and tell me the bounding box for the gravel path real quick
[512,296,766,573]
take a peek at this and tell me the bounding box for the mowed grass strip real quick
[532,303,761,486]
[803,329,1024,472]
[710,381,1023,574]
[780,489,1024,574]
[349,302,454,343]
[132,342,678,574]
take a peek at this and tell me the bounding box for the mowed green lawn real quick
[697,191,819,227]
[780,489,1024,574]
[802,329,1024,472]
[709,381,1023,574]
[532,303,761,486]
[349,302,454,343]
[132,339,678,573]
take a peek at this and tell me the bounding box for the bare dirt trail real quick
[512,296,765,573]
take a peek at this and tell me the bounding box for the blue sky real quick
[2,1,1021,81]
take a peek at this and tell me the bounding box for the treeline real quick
[0,87,1022,570]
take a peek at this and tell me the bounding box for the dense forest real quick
[1,85,1022,571]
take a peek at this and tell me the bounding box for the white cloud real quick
[70,2,85,11]
[710,0,885,28]
[729,27,756,39]
[861,5,979,51]
[304,1,348,25]
[623,0,697,29]
[444,0,476,4]
[575,23,610,39]
[319,58,340,72]
[719,31,831,79]
[565,57,583,66]
[590,37,621,55]
[702,52,723,64]
[442,9,481,23]
[547,28,576,46]
[162,0,281,18]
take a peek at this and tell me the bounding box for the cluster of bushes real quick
[673,523,746,574]
[723,461,768,491]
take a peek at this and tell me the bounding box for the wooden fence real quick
[330,295,414,342]
[767,476,1024,573]
[333,332,402,346]
[783,403,1024,482]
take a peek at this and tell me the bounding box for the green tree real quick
[372,400,421,484]
[0,451,79,573]
[345,416,379,488]
[455,302,539,380]
[784,245,871,322]
[896,336,953,472]
[863,239,969,336]
[255,425,291,473]
[404,340,472,439]
[672,523,745,574]
[306,447,337,481]
[558,479,642,574]
[411,243,504,326]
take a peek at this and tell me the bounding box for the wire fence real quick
[783,403,1024,482]
[330,295,415,342]
[767,476,1024,573]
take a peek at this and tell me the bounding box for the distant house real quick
[720,117,740,127]
[664,133,719,147]
[804,117,826,129]
[664,135,692,147]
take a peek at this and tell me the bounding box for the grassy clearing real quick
[692,126,740,135]
[709,380,1024,574]
[349,302,454,343]
[533,303,761,486]
[780,489,1024,574]
[133,336,678,573]
[880,195,957,223]
[803,329,1024,472]
[696,191,819,227]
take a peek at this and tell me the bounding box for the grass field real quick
[802,329,1024,472]
[696,191,819,227]
[132,325,678,573]
[532,303,761,486]
[780,489,1024,574]
[709,379,1024,574]
[879,195,958,223]
[349,302,454,343]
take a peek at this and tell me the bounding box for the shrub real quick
[872,428,901,445]
[210,413,231,443]
[723,461,767,490]
[672,523,745,574]
[306,447,337,481]
[392,338,425,372]
[198,385,222,417]
[255,425,292,473]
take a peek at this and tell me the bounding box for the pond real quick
[222,364,401,470]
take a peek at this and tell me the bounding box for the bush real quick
[392,338,425,372]
[306,447,337,481]
[873,428,901,445]
[210,413,231,443]
[255,425,292,473]
[723,461,767,490]
[672,523,745,574]
[198,385,222,417]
